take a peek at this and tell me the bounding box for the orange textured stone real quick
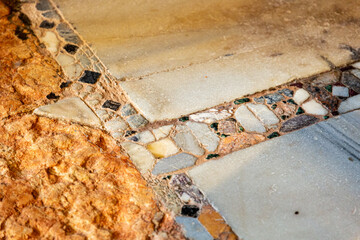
[218,132,266,155]
[198,205,238,240]
[0,114,166,239]
[0,1,63,120]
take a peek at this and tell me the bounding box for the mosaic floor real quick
[1,0,360,239]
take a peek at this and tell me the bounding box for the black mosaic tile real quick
[102,100,121,111]
[267,132,280,139]
[206,154,219,159]
[254,96,265,103]
[56,23,82,44]
[179,116,189,122]
[36,0,52,11]
[210,122,218,131]
[280,115,319,133]
[124,130,137,137]
[63,44,79,54]
[78,70,101,84]
[60,81,71,89]
[39,20,54,29]
[15,26,28,40]
[181,205,199,218]
[46,92,59,100]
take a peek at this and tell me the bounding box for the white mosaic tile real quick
[293,89,310,105]
[332,86,349,97]
[172,129,205,156]
[153,125,173,140]
[234,105,266,133]
[33,97,102,127]
[136,130,155,144]
[152,153,197,175]
[302,100,328,116]
[189,109,231,124]
[189,110,360,240]
[121,142,155,174]
[40,31,59,54]
[186,122,219,152]
[247,103,279,126]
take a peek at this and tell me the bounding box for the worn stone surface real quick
[234,105,266,133]
[0,3,63,120]
[121,103,137,117]
[189,110,360,240]
[127,114,148,129]
[189,109,231,124]
[153,125,173,140]
[311,71,340,87]
[0,115,159,239]
[293,89,310,105]
[152,153,197,175]
[172,129,205,156]
[302,100,328,116]
[280,115,319,132]
[175,217,212,240]
[341,71,360,93]
[33,97,102,127]
[147,138,179,158]
[304,84,339,112]
[247,103,279,126]
[121,142,155,174]
[186,122,219,152]
[332,86,349,97]
[338,94,360,113]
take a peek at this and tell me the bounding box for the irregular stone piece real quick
[42,10,60,20]
[56,52,74,66]
[218,132,266,155]
[181,205,200,218]
[40,31,59,53]
[169,174,206,206]
[234,105,266,133]
[121,142,155,174]
[189,109,231,124]
[254,96,265,103]
[63,44,79,54]
[102,100,121,111]
[311,71,340,87]
[147,138,179,158]
[36,0,52,11]
[176,217,212,240]
[189,111,360,240]
[332,86,349,97]
[153,125,173,139]
[280,115,319,132]
[63,63,83,79]
[352,62,360,69]
[247,103,279,126]
[293,89,310,104]
[127,114,148,129]
[350,69,360,79]
[105,118,128,137]
[186,122,220,151]
[33,97,102,127]
[302,100,328,115]
[56,23,82,44]
[172,129,205,156]
[121,103,137,116]
[79,70,101,84]
[278,88,293,97]
[218,119,237,134]
[135,130,155,144]
[341,71,360,93]
[95,109,111,121]
[264,93,284,104]
[39,20,54,29]
[338,95,360,113]
[152,153,197,175]
[304,84,339,112]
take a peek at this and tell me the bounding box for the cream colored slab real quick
[53,0,360,121]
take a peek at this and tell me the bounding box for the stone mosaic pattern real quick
[17,0,360,238]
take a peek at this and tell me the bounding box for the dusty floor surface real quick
[0,2,183,239]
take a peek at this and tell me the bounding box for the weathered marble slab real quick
[54,0,360,121]
[189,110,360,240]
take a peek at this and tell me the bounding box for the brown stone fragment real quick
[0,114,180,239]
[0,2,63,120]
[218,119,237,134]
[218,132,265,155]
[198,205,238,240]
[304,84,339,112]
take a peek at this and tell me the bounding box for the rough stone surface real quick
[186,122,219,152]
[0,4,63,120]
[152,153,197,175]
[121,142,155,174]
[280,115,319,132]
[0,115,159,239]
[33,97,102,127]
[302,100,328,115]
[234,105,266,133]
[147,138,179,158]
[189,110,360,240]
[338,94,360,113]
[172,129,205,156]
[247,103,279,126]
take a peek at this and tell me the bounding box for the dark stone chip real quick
[60,81,71,89]
[296,107,305,115]
[15,26,28,40]
[278,88,294,97]
[234,98,250,105]
[79,70,101,84]
[181,205,199,218]
[102,100,121,111]
[304,84,339,112]
[63,44,79,54]
[39,20,55,29]
[124,130,137,137]
[280,115,319,133]
[206,154,220,159]
[341,71,360,93]
[210,122,218,131]
[128,135,139,142]
[19,13,32,26]
[179,116,189,122]
[36,0,52,11]
[290,82,303,88]
[267,132,280,139]
[56,23,82,44]
[46,92,60,100]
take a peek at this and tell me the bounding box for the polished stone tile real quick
[189,110,360,240]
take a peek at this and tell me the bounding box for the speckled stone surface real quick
[189,110,360,240]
